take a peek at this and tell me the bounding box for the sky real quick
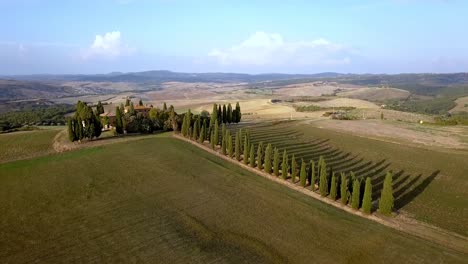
[0,0,467,75]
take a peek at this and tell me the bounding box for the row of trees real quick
[180,106,394,216]
[216,102,242,124]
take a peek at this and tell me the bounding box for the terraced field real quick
[231,121,468,235]
[1,134,466,263]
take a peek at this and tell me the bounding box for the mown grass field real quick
[0,129,60,163]
[0,133,466,263]
[232,121,468,235]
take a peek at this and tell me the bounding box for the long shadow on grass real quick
[394,170,440,210]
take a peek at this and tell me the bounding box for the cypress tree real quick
[181,113,188,137]
[209,103,218,130]
[221,135,227,155]
[291,155,297,183]
[217,105,222,123]
[163,102,167,111]
[214,122,219,146]
[330,173,337,200]
[222,104,227,123]
[273,148,280,176]
[340,172,348,205]
[245,129,251,149]
[227,134,233,157]
[362,177,373,214]
[211,130,215,149]
[227,103,232,124]
[281,150,288,180]
[138,99,143,106]
[125,98,130,107]
[235,132,241,160]
[256,142,264,170]
[67,118,76,142]
[249,143,255,167]
[351,178,361,210]
[243,136,249,164]
[264,143,272,174]
[379,171,394,216]
[193,118,200,140]
[235,102,241,123]
[310,160,316,190]
[96,101,105,115]
[115,106,123,134]
[300,159,307,187]
[222,123,226,138]
[129,102,136,115]
[319,160,328,196]
[198,122,205,143]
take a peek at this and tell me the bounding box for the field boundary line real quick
[173,133,468,254]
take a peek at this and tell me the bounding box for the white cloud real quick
[208,32,352,67]
[82,31,133,59]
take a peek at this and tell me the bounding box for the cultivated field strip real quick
[228,122,431,210]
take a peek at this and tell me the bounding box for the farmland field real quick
[0,133,466,263]
[0,129,60,163]
[231,121,468,236]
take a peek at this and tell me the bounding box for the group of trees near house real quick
[67,101,103,142]
[68,99,184,141]
[181,105,395,216]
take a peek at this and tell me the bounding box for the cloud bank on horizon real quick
[0,0,467,74]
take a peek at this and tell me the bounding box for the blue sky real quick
[0,0,467,74]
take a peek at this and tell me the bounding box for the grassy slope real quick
[0,129,59,163]
[288,121,467,235]
[0,134,466,263]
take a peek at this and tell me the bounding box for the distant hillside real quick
[3,71,344,84]
[0,79,76,101]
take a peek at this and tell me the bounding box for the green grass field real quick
[0,133,466,263]
[231,121,468,235]
[0,129,60,163]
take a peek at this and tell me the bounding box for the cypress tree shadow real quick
[394,170,440,210]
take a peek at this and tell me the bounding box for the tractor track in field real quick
[174,133,468,255]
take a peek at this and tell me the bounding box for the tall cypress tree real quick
[193,118,200,140]
[96,101,105,115]
[210,130,215,149]
[362,177,373,214]
[210,103,218,129]
[227,134,233,157]
[181,113,188,137]
[198,122,206,143]
[125,98,130,107]
[264,143,272,174]
[67,118,76,142]
[163,102,167,111]
[243,136,249,164]
[300,159,307,187]
[340,172,348,205]
[221,123,226,142]
[256,142,264,170]
[319,160,328,196]
[227,103,232,124]
[235,102,241,123]
[379,171,394,216]
[281,150,288,180]
[330,173,337,200]
[291,155,297,183]
[351,178,361,210]
[221,135,227,155]
[249,143,255,167]
[310,160,316,190]
[214,122,219,146]
[273,147,280,177]
[222,104,227,124]
[115,106,123,134]
[235,132,241,160]
[217,105,222,123]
